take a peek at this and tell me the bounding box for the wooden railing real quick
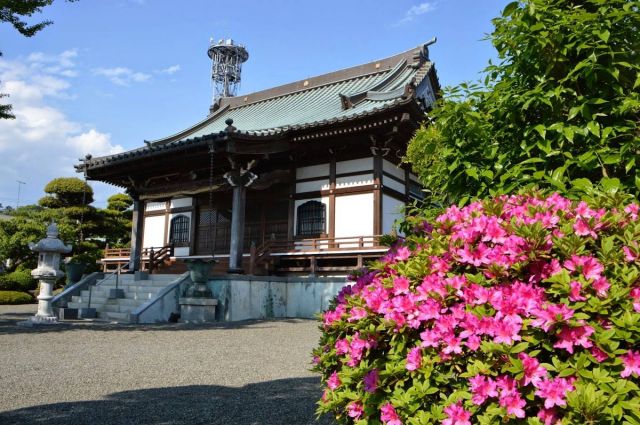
[104,246,131,258]
[266,235,383,252]
[249,235,384,275]
[102,244,174,273]
[147,244,174,274]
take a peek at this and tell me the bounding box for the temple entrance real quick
[195,184,289,256]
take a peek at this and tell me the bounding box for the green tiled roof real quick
[149,41,436,145]
[79,40,437,171]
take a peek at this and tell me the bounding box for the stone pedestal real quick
[34,279,58,323]
[179,298,218,323]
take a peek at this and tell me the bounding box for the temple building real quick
[77,39,440,276]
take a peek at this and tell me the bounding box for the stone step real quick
[100,304,138,313]
[95,286,167,294]
[81,288,159,297]
[99,311,131,322]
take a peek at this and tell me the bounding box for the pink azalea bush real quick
[313,193,640,424]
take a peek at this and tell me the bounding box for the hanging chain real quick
[208,144,215,258]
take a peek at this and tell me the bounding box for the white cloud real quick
[158,64,180,75]
[0,51,124,207]
[27,49,78,77]
[397,2,437,25]
[93,67,151,86]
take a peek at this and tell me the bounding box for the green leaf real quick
[562,127,575,143]
[587,121,601,137]
[597,30,610,43]
[502,1,519,16]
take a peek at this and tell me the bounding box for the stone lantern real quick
[28,222,71,324]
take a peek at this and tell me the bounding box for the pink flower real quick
[531,303,574,331]
[564,255,604,280]
[394,246,411,262]
[364,369,379,393]
[456,243,490,267]
[347,401,364,419]
[589,345,608,362]
[553,324,594,353]
[499,392,526,418]
[623,246,638,262]
[469,375,498,405]
[393,276,411,295]
[538,408,560,425]
[519,353,547,386]
[535,377,575,409]
[347,307,367,322]
[630,287,640,313]
[625,203,639,220]
[380,403,402,425]
[569,281,586,302]
[492,314,522,345]
[620,350,640,378]
[327,371,341,390]
[442,402,471,425]
[592,277,610,298]
[406,347,422,371]
[335,338,349,355]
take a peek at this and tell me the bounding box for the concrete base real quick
[17,315,59,327]
[179,298,218,324]
[134,271,149,280]
[58,308,78,320]
[108,288,125,299]
[78,308,97,319]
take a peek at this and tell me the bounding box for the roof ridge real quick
[215,43,427,111]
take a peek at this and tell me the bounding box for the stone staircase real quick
[67,274,179,322]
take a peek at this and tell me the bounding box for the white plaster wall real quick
[296,163,330,180]
[334,193,373,238]
[143,215,166,248]
[295,179,330,193]
[382,159,405,180]
[293,197,330,236]
[383,194,405,234]
[383,175,405,194]
[170,197,192,209]
[335,173,374,189]
[336,157,373,174]
[145,201,166,212]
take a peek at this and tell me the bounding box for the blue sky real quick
[0,0,509,208]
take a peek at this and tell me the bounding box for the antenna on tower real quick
[208,37,249,105]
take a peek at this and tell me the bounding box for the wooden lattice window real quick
[169,215,190,247]
[296,201,325,237]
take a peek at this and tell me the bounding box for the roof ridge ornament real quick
[225,118,236,133]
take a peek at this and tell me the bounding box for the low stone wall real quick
[206,275,348,322]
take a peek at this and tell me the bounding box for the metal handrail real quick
[88,260,130,308]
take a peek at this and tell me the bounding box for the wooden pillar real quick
[228,183,247,274]
[329,156,336,241]
[373,155,382,235]
[129,197,144,271]
[288,163,296,241]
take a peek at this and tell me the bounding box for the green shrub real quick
[0,291,33,304]
[314,192,640,424]
[0,269,37,291]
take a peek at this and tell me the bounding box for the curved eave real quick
[77,96,420,174]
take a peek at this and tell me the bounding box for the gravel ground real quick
[0,304,333,425]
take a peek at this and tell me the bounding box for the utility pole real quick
[16,180,25,208]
